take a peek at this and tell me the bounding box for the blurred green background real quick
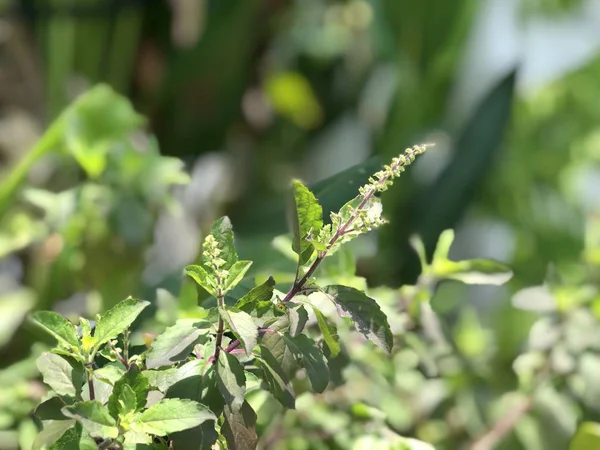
[3,0,600,449]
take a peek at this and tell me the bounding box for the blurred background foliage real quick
[2,0,600,449]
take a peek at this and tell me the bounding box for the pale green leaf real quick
[223,261,253,293]
[61,401,118,439]
[32,420,75,450]
[435,258,513,285]
[185,265,217,297]
[30,311,80,349]
[291,180,323,265]
[222,401,258,450]
[216,352,246,413]
[312,306,340,357]
[288,304,308,337]
[219,308,258,356]
[92,297,150,353]
[36,352,84,397]
[133,399,216,436]
[146,320,209,369]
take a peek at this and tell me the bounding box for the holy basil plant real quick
[28,146,430,450]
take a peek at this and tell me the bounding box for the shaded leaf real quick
[35,396,70,420]
[61,401,118,439]
[32,419,75,450]
[167,365,225,417]
[283,333,329,393]
[92,297,150,353]
[288,304,308,337]
[219,308,258,356]
[260,317,297,379]
[216,352,246,413]
[323,285,393,352]
[222,401,258,450]
[235,277,276,318]
[144,359,204,393]
[146,320,209,369]
[223,261,253,293]
[108,365,149,419]
[312,306,340,357]
[37,352,84,398]
[258,347,295,409]
[170,421,218,450]
[132,399,216,436]
[30,311,80,349]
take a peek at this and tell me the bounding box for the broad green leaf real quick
[222,401,258,450]
[92,297,150,353]
[167,364,225,417]
[283,334,329,393]
[123,429,153,445]
[93,364,126,386]
[219,308,258,356]
[48,424,97,450]
[116,384,137,417]
[144,359,205,394]
[35,396,70,420]
[323,285,393,352]
[223,261,253,293]
[62,401,118,439]
[260,317,297,379]
[132,399,216,436]
[36,352,84,398]
[312,306,340,357]
[288,303,308,337]
[30,311,80,349]
[206,217,238,269]
[290,180,323,265]
[570,422,600,450]
[108,365,149,419]
[146,320,210,369]
[185,265,217,297]
[235,277,276,318]
[258,347,295,409]
[32,419,75,450]
[216,352,246,413]
[435,258,513,285]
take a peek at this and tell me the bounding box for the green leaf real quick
[32,420,75,450]
[144,359,205,394]
[287,304,308,337]
[312,306,340,357]
[166,364,225,417]
[207,217,238,269]
[570,422,600,450]
[146,320,210,369]
[323,285,393,352]
[132,399,216,436]
[170,421,218,450]
[235,277,276,317]
[30,311,80,349]
[219,308,258,356]
[108,365,149,419]
[185,265,217,297]
[35,396,70,420]
[36,352,84,398]
[116,384,137,417]
[223,261,253,293]
[260,317,298,379]
[216,352,246,413]
[432,229,455,264]
[283,334,329,393]
[434,258,513,285]
[61,401,119,439]
[290,180,324,265]
[222,401,258,450]
[258,347,295,409]
[92,297,150,354]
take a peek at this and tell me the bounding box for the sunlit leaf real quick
[132,399,216,436]
[30,311,80,349]
[219,308,258,356]
[36,352,84,398]
[92,297,150,353]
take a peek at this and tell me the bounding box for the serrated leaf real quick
[283,333,329,393]
[435,258,513,285]
[258,347,295,409]
[185,265,217,297]
[132,399,216,436]
[260,317,297,379]
[223,261,253,293]
[207,217,238,269]
[288,303,308,337]
[291,180,324,265]
[216,352,246,413]
[35,396,70,420]
[37,352,84,398]
[30,311,80,349]
[219,308,258,356]
[146,320,209,369]
[323,285,393,352]
[312,306,340,357]
[92,297,150,353]
[222,401,258,450]
[62,401,118,439]
[108,365,149,418]
[32,420,75,450]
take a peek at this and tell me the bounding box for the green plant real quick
[27,145,441,449]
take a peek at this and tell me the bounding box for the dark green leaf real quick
[144,359,204,393]
[35,396,70,420]
[258,347,295,409]
[216,352,246,413]
[92,297,150,353]
[283,334,329,393]
[223,261,253,293]
[312,306,340,357]
[61,401,118,439]
[222,401,258,450]
[219,308,258,356]
[323,285,393,352]
[108,365,149,419]
[132,399,216,436]
[166,364,224,417]
[235,277,276,318]
[36,352,84,398]
[288,304,308,337]
[260,317,297,379]
[290,180,323,265]
[185,265,217,297]
[146,320,209,369]
[30,311,80,349]
[206,217,238,269]
[170,421,218,450]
